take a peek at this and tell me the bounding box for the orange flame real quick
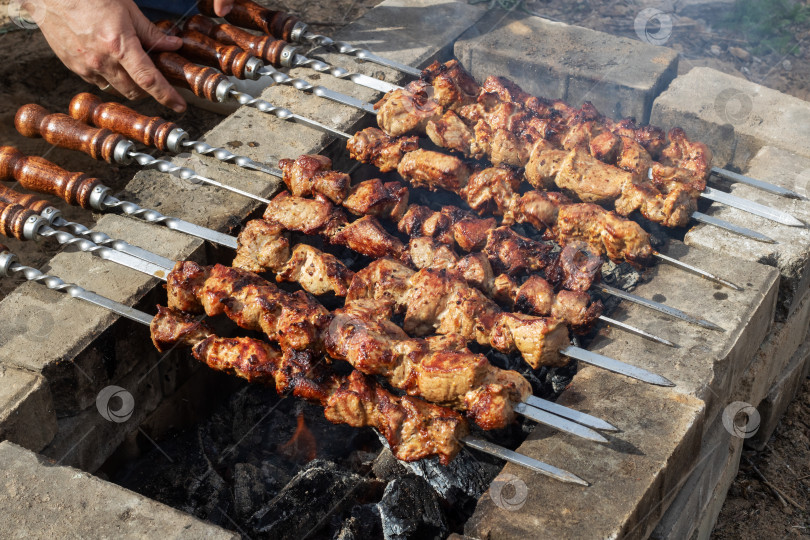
[279,412,317,463]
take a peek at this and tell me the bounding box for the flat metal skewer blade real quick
[692,211,776,243]
[51,216,178,269]
[292,54,402,93]
[712,166,808,200]
[701,187,806,227]
[653,251,742,291]
[461,436,589,485]
[255,66,378,114]
[599,285,724,331]
[354,50,423,78]
[524,396,618,431]
[101,194,239,250]
[598,315,676,347]
[561,346,675,387]
[229,90,352,139]
[179,140,284,179]
[2,259,155,326]
[189,173,272,204]
[513,402,608,443]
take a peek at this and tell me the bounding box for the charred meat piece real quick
[343,178,409,222]
[420,59,481,110]
[375,84,443,137]
[264,192,347,237]
[346,127,419,172]
[332,215,406,260]
[545,241,604,292]
[483,226,553,275]
[278,154,350,204]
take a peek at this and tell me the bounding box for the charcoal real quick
[233,463,269,522]
[377,475,448,540]
[250,459,372,539]
[334,504,384,540]
[372,448,408,482]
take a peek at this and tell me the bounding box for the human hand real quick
[24,0,189,112]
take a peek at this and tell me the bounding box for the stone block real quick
[455,11,679,122]
[685,146,810,320]
[466,240,778,539]
[40,347,165,472]
[692,432,746,539]
[732,288,810,411]
[650,67,810,169]
[0,441,237,538]
[650,412,743,540]
[0,214,202,415]
[0,366,56,452]
[748,336,810,451]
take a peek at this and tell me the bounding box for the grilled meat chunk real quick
[343,178,409,222]
[279,154,350,204]
[375,84,443,137]
[276,244,355,296]
[232,219,290,273]
[346,127,419,172]
[397,149,471,192]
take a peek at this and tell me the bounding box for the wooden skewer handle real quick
[197,0,301,42]
[0,184,52,215]
[15,104,127,164]
[155,20,258,79]
[185,15,291,67]
[0,201,37,240]
[151,52,231,102]
[69,93,180,153]
[0,146,102,209]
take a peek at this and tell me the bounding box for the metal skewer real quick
[524,395,618,432]
[0,247,583,484]
[561,346,674,387]
[0,146,239,250]
[197,0,423,78]
[701,187,806,227]
[692,211,776,243]
[0,183,175,269]
[712,166,808,200]
[0,201,170,281]
[653,251,742,291]
[14,104,273,206]
[183,15,401,94]
[599,284,723,331]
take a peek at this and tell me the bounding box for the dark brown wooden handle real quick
[0,184,51,215]
[197,0,301,41]
[151,51,230,102]
[0,201,37,240]
[0,243,8,254]
[0,146,101,209]
[185,15,289,67]
[155,20,257,79]
[15,104,126,164]
[69,93,180,153]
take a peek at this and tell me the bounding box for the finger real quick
[213,0,234,17]
[118,37,186,112]
[132,13,182,52]
[99,65,146,100]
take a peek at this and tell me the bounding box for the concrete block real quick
[39,346,167,472]
[651,412,743,540]
[0,214,202,414]
[455,12,679,122]
[0,366,56,452]
[692,432,746,539]
[685,146,810,320]
[0,441,237,538]
[650,67,810,169]
[748,336,810,451]
[733,288,810,411]
[465,240,778,539]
